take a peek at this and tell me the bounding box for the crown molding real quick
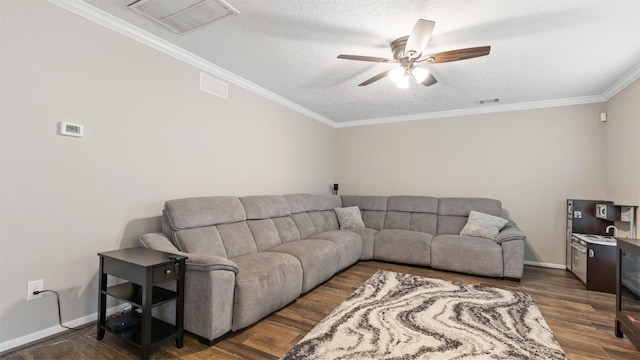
[45,0,640,130]
[601,63,640,100]
[333,95,606,128]
[46,0,338,128]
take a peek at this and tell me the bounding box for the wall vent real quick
[200,72,228,99]
[476,98,500,105]
[129,0,239,34]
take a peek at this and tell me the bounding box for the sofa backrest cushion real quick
[313,194,341,232]
[164,196,252,259]
[437,198,502,235]
[285,193,319,214]
[173,225,228,258]
[217,221,258,258]
[240,195,291,220]
[165,196,246,229]
[247,219,281,251]
[341,195,388,230]
[284,194,341,237]
[273,216,301,243]
[385,196,438,234]
[291,213,317,238]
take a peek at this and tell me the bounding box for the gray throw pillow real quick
[334,206,366,230]
[460,210,509,240]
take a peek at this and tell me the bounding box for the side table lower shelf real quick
[101,317,178,347]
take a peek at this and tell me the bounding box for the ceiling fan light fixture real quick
[394,74,410,89]
[411,66,429,83]
[388,67,406,83]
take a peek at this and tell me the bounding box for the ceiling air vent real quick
[129,0,239,34]
[476,98,500,105]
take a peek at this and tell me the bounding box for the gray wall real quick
[605,80,640,207]
[336,103,609,266]
[604,80,640,237]
[0,1,335,344]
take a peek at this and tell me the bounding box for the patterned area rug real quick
[281,270,566,360]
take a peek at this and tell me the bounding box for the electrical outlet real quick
[27,279,44,301]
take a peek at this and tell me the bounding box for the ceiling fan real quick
[337,19,491,88]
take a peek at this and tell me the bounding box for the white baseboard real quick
[524,260,567,270]
[0,304,129,353]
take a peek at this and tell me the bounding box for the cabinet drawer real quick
[153,264,177,283]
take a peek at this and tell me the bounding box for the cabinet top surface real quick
[617,238,640,254]
[98,247,187,267]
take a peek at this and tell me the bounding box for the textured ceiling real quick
[80,0,640,124]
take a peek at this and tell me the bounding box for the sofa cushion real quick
[374,229,432,266]
[217,222,258,258]
[291,212,317,238]
[341,195,388,211]
[240,195,290,220]
[387,196,438,213]
[266,239,339,293]
[437,198,502,235]
[165,196,246,229]
[431,235,503,277]
[341,195,388,230]
[231,252,303,330]
[174,226,228,258]
[347,228,376,260]
[285,193,319,214]
[460,211,509,240]
[247,219,281,251]
[334,206,366,230]
[273,216,301,243]
[308,211,339,232]
[308,230,363,271]
[316,194,342,211]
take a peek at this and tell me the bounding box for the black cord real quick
[34,290,84,331]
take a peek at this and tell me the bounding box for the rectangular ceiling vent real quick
[128,0,239,34]
[476,98,500,105]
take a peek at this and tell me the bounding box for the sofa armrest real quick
[140,232,237,342]
[496,222,526,244]
[139,233,238,274]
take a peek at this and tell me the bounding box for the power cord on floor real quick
[33,290,84,331]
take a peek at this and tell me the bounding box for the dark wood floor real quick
[2,261,639,360]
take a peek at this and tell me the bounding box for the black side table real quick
[97,247,187,360]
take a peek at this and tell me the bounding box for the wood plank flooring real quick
[2,261,639,359]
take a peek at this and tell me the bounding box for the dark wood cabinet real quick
[587,242,616,293]
[566,199,614,270]
[97,247,187,360]
[615,238,640,351]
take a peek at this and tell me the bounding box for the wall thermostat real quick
[58,122,83,137]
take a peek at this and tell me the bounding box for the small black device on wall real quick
[333,183,339,195]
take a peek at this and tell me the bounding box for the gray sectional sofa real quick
[139,194,525,344]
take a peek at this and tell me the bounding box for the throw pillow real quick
[460,210,509,240]
[334,206,366,230]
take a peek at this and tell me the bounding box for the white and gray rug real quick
[281,270,566,360]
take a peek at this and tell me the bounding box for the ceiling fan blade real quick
[420,73,437,87]
[337,54,395,63]
[358,69,391,86]
[421,46,491,63]
[405,19,436,55]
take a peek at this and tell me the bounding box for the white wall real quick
[336,104,608,266]
[0,0,335,344]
